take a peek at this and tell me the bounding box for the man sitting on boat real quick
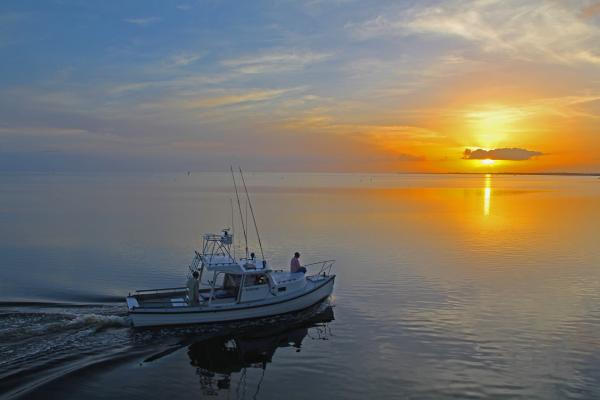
[291,252,307,274]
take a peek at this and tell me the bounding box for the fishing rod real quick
[239,167,265,264]
[230,166,248,259]
[230,198,236,259]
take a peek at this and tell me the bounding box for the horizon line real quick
[2,170,599,177]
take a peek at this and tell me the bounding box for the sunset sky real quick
[1,0,599,173]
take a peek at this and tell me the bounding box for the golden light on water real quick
[484,174,492,216]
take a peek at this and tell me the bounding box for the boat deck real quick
[131,287,242,309]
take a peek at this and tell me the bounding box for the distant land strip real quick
[410,172,600,176]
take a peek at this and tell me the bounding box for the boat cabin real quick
[193,230,306,305]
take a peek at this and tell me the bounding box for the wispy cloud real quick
[530,94,600,118]
[222,50,333,74]
[0,126,89,137]
[347,1,600,65]
[182,88,299,109]
[107,82,158,95]
[169,52,203,67]
[105,49,327,97]
[459,95,600,124]
[281,113,445,144]
[124,17,161,26]
[106,73,234,96]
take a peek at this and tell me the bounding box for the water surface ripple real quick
[1,173,599,399]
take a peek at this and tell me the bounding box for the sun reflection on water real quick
[484,174,492,216]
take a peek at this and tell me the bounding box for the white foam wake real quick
[60,313,130,332]
[0,312,130,342]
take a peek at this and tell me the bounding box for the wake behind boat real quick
[126,169,336,328]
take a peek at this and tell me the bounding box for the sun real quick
[481,159,495,166]
[466,106,525,149]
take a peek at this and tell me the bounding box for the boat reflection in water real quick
[187,304,334,397]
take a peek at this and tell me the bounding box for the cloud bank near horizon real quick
[463,148,544,161]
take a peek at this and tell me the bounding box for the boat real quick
[126,169,336,328]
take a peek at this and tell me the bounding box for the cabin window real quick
[215,273,240,298]
[244,274,268,286]
[224,274,241,289]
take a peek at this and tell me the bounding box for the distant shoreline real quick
[418,172,600,177]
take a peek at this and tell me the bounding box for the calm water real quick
[1,172,599,399]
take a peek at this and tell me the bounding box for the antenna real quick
[239,167,265,263]
[231,166,248,259]
[230,198,236,259]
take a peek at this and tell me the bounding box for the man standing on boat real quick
[187,271,200,305]
[291,252,306,274]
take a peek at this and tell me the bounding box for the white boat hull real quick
[128,276,335,328]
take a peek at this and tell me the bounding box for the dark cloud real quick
[463,148,543,161]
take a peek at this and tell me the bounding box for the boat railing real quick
[136,300,190,308]
[133,287,187,295]
[303,259,335,276]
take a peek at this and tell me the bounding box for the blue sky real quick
[1,1,599,172]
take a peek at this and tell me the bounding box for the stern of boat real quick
[126,287,189,313]
[126,295,140,312]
